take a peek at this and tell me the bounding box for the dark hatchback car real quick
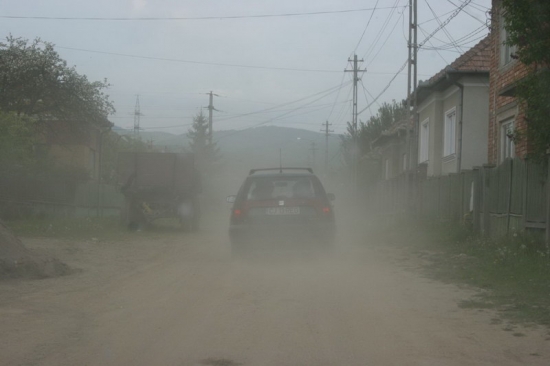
[227,168,335,252]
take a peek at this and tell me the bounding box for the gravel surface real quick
[0,209,548,366]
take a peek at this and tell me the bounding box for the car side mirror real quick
[226,195,236,203]
[327,193,335,201]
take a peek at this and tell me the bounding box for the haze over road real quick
[1,209,548,366]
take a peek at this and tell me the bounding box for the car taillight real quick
[231,207,244,224]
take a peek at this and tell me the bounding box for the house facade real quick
[488,0,533,165]
[416,37,491,177]
[371,120,410,180]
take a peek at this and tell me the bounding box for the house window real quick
[384,158,391,180]
[499,10,517,66]
[444,108,456,157]
[419,118,429,163]
[500,119,515,161]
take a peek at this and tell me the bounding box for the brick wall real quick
[488,0,532,164]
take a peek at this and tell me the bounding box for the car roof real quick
[248,172,315,179]
[248,167,315,176]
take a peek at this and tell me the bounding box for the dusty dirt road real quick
[1,208,549,366]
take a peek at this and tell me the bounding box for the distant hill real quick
[112,125,344,171]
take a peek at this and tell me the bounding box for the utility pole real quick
[321,121,333,174]
[406,0,418,171]
[345,54,365,191]
[133,94,142,138]
[206,91,219,145]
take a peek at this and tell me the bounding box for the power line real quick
[216,83,349,141]
[447,0,487,25]
[419,24,487,51]
[418,8,456,25]
[469,1,491,11]
[360,80,382,110]
[326,72,349,121]
[358,1,472,116]
[358,60,407,115]
[421,33,487,52]
[366,7,407,67]
[359,79,377,117]
[418,0,472,49]
[333,86,354,126]
[418,25,450,64]
[362,0,404,62]
[424,0,464,54]
[353,0,380,53]
[56,45,419,75]
[57,46,341,73]
[1,6,405,21]
[219,100,349,119]
[113,96,352,131]
[215,81,352,123]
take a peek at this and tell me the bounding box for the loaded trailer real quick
[117,152,201,230]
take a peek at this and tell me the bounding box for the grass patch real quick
[6,216,189,241]
[6,217,127,240]
[374,219,550,327]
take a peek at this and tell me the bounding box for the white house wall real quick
[461,77,489,170]
[441,91,460,175]
[416,75,489,177]
[417,92,443,176]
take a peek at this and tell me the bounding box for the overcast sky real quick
[1,0,491,135]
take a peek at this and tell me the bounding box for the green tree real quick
[501,0,550,160]
[0,35,115,129]
[187,112,221,168]
[0,112,36,173]
[340,100,407,164]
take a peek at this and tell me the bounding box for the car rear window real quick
[244,176,321,200]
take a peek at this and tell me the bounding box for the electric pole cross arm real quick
[205,91,219,144]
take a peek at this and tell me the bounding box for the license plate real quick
[266,207,300,215]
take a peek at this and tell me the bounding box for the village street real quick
[0,208,548,366]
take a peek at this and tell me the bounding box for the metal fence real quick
[372,158,550,239]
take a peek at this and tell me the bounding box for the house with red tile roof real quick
[415,36,491,177]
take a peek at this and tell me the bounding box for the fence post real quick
[522,159,529,232]
[481,164,494,235]
[546,155,550,245]
[460,171,465,223]
[436,177,441,220]
[506,159,514,234]
[472,167,481,232]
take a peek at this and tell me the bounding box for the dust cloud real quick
[2,154,549,366]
